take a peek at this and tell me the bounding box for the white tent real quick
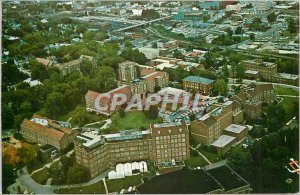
[132,162,140,171]
[116,163,124,173]
[116,163,125,178]
[139,162,144,172]
[124,163,132,176]
[108,170,117,180]
[141,161,148,172]
[116,171,125,179]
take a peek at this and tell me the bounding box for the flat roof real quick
[245,70,259,75]
[206,165,249,191]
[210,135,236,148]
[274,73,299,80]
[137,167,222,194]
[183,76,214,85]
[224,124,247,134]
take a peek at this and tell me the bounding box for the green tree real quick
[2,163,17,193]
[267,12,277,23]
[227,146,251,174]
[288,17,297,33]
[118,109,126,118]
[144,105,159,119]
[80,59,93,76]
[66,164,90,184]
[222,64,229,77]
[214,79,228,95]
[2,105,14,129]
[235,26,243,34]
[249,33,255,41]
[236,64,245,81]
[45,92,66,118]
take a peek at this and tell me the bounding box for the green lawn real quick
[54,181,106,194]
[198,146,220,163]
[107,111,163,132]
[54,173,153,194]
[275,86,298,96]
[185,156,208,168]
[107,173,152,193]
[31,168,49,185]
[275,86,299,120]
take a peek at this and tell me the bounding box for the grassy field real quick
[275,86,299,120]
[31,168,49,185]
[55,173,153,194]
[108,111,163,132]
[198,146,220,163]
[185,156,208,168]
[107,173,151,193]
[54,181,106,194]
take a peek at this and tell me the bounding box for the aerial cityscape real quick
[1,0,299,194]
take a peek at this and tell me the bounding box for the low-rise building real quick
[56,55,96,75]
[232,83,275,118]
[272,73,299,86]
[182,76,215,95]
[190,101,244,146]
[243,59,277,81]
[20,115,76,150]
[223,124,248,141]
[85,85,131,115]
[210,135,236,155]
[138,47,160,60]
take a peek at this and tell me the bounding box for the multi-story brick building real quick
[56,55,96,75]
[75,123,189,178]
[20,115,76,150]
[243,59,277,81]
[85,63,169,115]
[85,85,131,115]
[190,101,244,146]
[182,76,215,95]
[272,73,299,86]
[232,83,275,118]
[150,123,190,166]
[118,61,139,83]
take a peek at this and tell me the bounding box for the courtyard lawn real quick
[108,111,163,132]
[31,168,49,185]
[275,86,299,120]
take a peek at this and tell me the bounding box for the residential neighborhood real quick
[2,1,299,194]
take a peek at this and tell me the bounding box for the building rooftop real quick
[183,76,214,85]
[210,135,236,148]
[224,124,247,134]
[274,73,299,80]
[137,167,222,194]
[245,70,259,75]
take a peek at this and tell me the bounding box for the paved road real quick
[18,167,110,194]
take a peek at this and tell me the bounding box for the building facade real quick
[182,76,215,95]
[190,101,244,146]
[20,115,76,150]
[232,83,275,118]
[243,59,277,81]
[118,61,139,83]
[75,123,190,178]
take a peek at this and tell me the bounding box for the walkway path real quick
[102,178,108,194]
[189,146,212,165]
[30,150,74,176]
[18,167,110,194]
